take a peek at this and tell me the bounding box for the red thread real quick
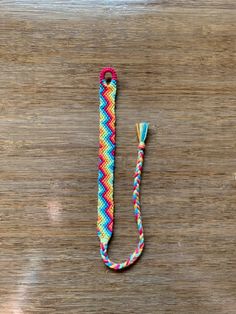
[100,67,117,83]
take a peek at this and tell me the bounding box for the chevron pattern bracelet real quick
[97,67,149,270]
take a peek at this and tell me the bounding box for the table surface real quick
[0,1,235,313]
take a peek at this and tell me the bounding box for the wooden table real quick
[0,1,235,313]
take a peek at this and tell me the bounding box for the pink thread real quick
[100,67,117,83]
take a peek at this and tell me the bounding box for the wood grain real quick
[0,1,235,313]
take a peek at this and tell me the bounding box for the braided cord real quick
[97,67,149,270]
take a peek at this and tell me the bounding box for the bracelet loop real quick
[100,67,117,83]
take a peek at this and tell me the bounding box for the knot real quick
[138,142,145,150]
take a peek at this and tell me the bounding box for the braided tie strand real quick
[97,67,149,270]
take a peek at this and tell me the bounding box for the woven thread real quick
[97,67,149,270]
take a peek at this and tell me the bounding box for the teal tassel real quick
[136,122,149,146]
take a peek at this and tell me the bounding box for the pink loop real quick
[100,67,117,83]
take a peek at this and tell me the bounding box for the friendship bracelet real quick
[97,67,149,270]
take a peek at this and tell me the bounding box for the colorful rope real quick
[97,67,149,270]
